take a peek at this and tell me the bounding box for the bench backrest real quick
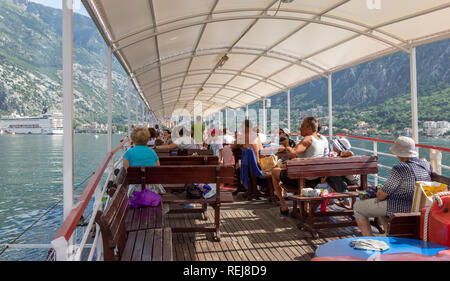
[178,149,214,156]
[125,165,235,186]
[159,155,218,165]
[287,155,378,178]
[95,183,129,261]
[154,148,177,157]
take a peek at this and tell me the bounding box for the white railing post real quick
[430,149,442,175]
[51,237,69,261]
[373,141,378,186]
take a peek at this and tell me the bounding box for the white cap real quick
[332,138,351,152]
[281,128,290,135]
[390,136,418,158]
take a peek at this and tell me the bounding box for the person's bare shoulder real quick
[300,135,313,147]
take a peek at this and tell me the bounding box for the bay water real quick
[0,133,125,261]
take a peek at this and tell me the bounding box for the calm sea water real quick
[0,134,125,261]
[0,134,448,261]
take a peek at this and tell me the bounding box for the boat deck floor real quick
[166,192,378,261]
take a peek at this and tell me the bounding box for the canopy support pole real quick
[225,108,228,130]
[107,46,113,154]
[142,102,145,126]
[410,47,419,144]
[328,74,333,141]
[287,89,291,132]
[61,0,74,261]
[127,79,131,139]
[263,98,266,134]
[135,92,138,125]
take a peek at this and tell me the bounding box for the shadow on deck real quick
[166,192,370,261]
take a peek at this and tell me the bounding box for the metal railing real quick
[336,133,450,186]
[50,138,129,261]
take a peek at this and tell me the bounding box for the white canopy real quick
[81,0,450,120]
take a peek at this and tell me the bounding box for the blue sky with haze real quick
[29,0,89,17]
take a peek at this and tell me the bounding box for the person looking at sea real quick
[353,136,433,236]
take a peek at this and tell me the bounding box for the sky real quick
[28,0,90,17]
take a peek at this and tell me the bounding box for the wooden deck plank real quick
[167,193,359,261]
[256,209,298,261]
[227,209,265,261]
[232,208,277,261]
[220,210,251,261]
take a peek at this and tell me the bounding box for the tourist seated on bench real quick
[327,138,360,190]
[354,136,432,236]
[124,127,160,170]
[162,129,173,145]
[271,117,329,216]
[232,119,262,163]
[123,127,161,195]
[205,128,224,164]
[147,127,158,146]
[155,126,202,151]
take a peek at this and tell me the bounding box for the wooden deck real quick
[166,192,371,261]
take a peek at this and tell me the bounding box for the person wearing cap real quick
[353,136,432,236]
[278,128,296,148]
[326,137,359,207]
[331,137,354,157]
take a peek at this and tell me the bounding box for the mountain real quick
[0,0,149,126]
[267,39,450,133]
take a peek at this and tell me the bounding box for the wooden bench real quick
[286,155,378,238]
[158,155,221,219]
[124,156,224,231]
[154,148,177,157]
[125,165,235,241]
[386,172,450,239]
[159,155,218,165]
[95,183,172,261]
[178,149,214,156]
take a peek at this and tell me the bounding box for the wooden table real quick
[286,155,378,238]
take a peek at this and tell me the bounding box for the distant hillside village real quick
[344,120,450,137]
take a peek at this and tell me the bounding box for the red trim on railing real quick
[52,138,129,242]
[336,133,450,153]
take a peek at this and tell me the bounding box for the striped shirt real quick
[380,158,432,216]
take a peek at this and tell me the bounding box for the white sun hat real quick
[332,137,351,152]
[389,136,418,158]
[281,128,290,135]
